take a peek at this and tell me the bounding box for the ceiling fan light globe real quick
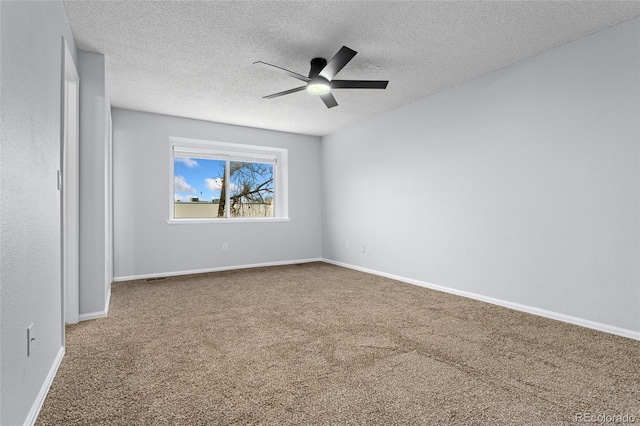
[307,83,331,96]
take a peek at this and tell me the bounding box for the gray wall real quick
[77,50,112,319]
[112,109,322,279]
[322,18,640,336]
[0,1,77,424]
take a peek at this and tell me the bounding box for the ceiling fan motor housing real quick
[309,58,328,78]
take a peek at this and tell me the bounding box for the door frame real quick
[61,38,80,332]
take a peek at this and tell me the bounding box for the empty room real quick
[1,1,639,425]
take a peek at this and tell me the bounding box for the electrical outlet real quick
[345,241,350,250]
[27,323,35,356]
[360,244,366,253]
[222,243,228,252]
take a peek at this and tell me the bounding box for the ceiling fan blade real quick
[319,46,357,80]
[320,92,338,108]
[253,61,310,82]
[331,80,389,89]
[263,86,306,99]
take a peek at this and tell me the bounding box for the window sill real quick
[167,217,290,225]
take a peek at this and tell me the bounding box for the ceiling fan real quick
[254,46,389,108]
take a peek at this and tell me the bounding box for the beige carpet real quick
[37,262,639,425]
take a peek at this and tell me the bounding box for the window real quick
[169,138,288,222]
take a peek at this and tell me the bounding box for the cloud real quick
[175,157,198,168]
[175,175,196,193]
[205,177,223,192]
[174,193,192,202]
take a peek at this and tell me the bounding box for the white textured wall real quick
[112,109,322,279]
[322,18,640,336]
[0,1,77,424]
[77,50,112,318]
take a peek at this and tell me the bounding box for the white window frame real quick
[168,137,289,224]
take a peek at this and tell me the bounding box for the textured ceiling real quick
[64,1,640,136]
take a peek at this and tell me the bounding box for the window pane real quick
[174,157,226,218]
[228,161,274,218]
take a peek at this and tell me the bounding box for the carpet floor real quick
[37,262,639,425]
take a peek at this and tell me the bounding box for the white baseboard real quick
[113,258,324,282]
[24,346,65,426]
[322,259,640,341]
[78,285,111,321]
[78,310,107,321]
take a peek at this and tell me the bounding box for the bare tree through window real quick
[217,161,273,218]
